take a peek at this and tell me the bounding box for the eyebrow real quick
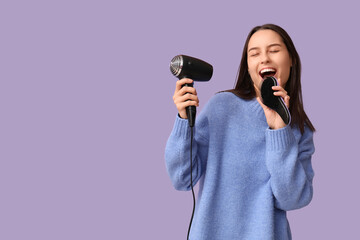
[248,43,282,53]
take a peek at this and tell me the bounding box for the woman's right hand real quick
[173,78,199,119]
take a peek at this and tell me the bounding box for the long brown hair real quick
[227,24,315,133]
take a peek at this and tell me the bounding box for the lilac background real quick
[1,0,359,239]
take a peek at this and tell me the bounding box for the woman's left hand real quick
[257,79,290,129]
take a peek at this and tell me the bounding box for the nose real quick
[260,53,270,64]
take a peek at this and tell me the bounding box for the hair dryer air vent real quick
[170,55,183,77]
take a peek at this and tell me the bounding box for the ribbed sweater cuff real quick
[172,115,191,139]
[266,125,295,151]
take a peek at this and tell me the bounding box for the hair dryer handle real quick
[183,82,196,127]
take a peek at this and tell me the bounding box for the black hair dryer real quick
[170,55,213,127]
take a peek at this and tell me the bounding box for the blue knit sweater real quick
[165,92,315,240]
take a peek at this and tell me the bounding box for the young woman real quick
[165,24,315,240]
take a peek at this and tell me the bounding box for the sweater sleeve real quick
[265,125,315,211]
[165,114,209,191]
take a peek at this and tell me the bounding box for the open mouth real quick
[259,68,276,79]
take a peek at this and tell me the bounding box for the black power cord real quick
[187,126,196,240]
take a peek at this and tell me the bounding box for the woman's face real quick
[247,29,292,94]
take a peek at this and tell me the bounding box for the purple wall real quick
[1,1,359,239]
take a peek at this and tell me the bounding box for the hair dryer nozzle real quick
[170,55,183,77]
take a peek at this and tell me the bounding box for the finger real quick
[273,91,288,98]
[285,96,290,108]
[273,91,289,107]
[174,80,196,98]
[173,88,197,102]
[272,86,287,94]
[175,78,193,92]
[178,86,197,96]
[175,94,199,105]
[271,87,290,108]
[177,101,199,111]
[174,89,198,101]
[272,86,288,100]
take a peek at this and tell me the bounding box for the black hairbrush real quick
[260,76,291,125]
